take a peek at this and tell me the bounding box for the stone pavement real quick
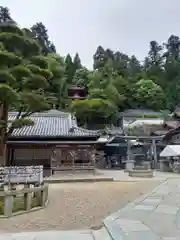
[100,169,180,182]
[2,178,180,239]
[0,230,95,240]
[103,178,180,239]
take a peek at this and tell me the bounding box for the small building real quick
[7,110,104,176]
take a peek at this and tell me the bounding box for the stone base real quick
[124,160,135,172]
[128,169,154,178]
[159,161,171,172]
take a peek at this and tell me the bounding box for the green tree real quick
[113,51,129,77]
[72,67,90,87]
[46,53,67,109]
[71,98,117,127]
[133,79,165,110]
[0,11,55,164]
[71,60,126,127]
[31,22,56,54]
[0,6,12,23]
[162,36,180,109]
[128,55,142,75]
[93,46,107,70]
[73,53,82,70]
[65,54,74,84]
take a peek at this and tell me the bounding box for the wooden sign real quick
[0,166,43,184]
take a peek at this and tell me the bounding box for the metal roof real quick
[8,111,99,138]
[160,145,180,157]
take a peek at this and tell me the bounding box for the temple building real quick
[6,110,109,176]
[152,107,180,143]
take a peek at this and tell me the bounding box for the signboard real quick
[0,166,43,184]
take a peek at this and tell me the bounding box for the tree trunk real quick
[0,145,6,166]
[0,102,8,166]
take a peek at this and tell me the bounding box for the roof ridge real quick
[8,110,72,117]
[8,113,72,118]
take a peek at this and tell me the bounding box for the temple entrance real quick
[51,145,96,173]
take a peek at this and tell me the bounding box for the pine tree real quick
[31,22,56,54]
[73,53,82,70]
[65,54,74,84]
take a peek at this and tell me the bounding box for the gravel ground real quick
[0,181,160,233]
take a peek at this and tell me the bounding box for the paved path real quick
[0,230,95,240]
[100,169,180,182]
[2,178,180,239]
[103,178,180,239]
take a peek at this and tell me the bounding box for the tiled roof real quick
[151,130,168,136]
[104,127,123,135]
[164,121,180,129]
[8,110,99,138]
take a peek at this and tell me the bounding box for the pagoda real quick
[68,86,88,100]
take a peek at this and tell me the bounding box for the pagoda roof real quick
[8,110,100,139]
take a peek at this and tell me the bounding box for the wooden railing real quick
[0,184,48,217]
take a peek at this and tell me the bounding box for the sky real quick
[1,0,180,68]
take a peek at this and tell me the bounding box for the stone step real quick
[91,227,112,240]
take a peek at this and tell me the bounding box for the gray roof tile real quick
[8,111,99,138]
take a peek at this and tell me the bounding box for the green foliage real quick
[30,56,48,69]
[10,118,34,128]
[11,65,32,79]
[31,22,56,54]
[20,91,51,112]
[0,51,21,66]
[71,98,117,125]
[0,84,19,102]
[1,4,180,133]
[73,53,82,70]
[0,70,16,85]
[65,54,75,84]
[133,79,165,110]
[0,6,12,23]
[46,53,67,109]
[73,67,90,87]
[0,32,40,57]
[0,22,23,35]
[24,75,49,89]
[0,7,60,142]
